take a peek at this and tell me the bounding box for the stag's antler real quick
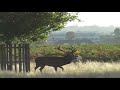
[55,45,77,53]
[56,46,67,53]
[71,46,77,53]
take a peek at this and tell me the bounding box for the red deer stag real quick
[35,46,77,72]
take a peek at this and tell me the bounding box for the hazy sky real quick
[66,12,120,27]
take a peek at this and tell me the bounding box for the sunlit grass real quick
[1,61,120,78]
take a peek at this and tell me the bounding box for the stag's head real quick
[56,45,77,61]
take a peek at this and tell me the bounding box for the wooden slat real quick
[27,44,30,72]
[6,44,9,70]
[25,44,30,72]
[22,44,25,72]
[3,44,6,70]
[0,45,1,70]
[1,44,3,70]
[9,44,12,71]
[14,44,17,72]
[19,44,22,72]
[25,44,28,72]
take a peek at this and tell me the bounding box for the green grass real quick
[1,61,120,78]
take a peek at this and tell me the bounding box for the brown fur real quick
[35,52,77,72]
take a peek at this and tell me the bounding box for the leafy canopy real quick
[65,31,75,40]
[0,12,78,43]
[114,28,120,37]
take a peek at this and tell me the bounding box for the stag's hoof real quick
[35,67,37,71]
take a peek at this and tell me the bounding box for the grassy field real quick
[1,61,120,78]
[1,44,120,78]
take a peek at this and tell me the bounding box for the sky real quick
[66,12,120,27]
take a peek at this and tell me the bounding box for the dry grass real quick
[1,61,120,78]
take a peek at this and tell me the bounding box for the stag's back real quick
[35,55,74,67]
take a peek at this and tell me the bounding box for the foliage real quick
[30,44,120,62]
[0,12,78,43]
[65,31,75,40]
[114,28,120,37]
[100,28,120,44]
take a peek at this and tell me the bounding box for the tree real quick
[99,28,120,44]
[0,12,78,43]
[65,31,75,40]
[114,28,120,37]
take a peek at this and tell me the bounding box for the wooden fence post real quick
[22,44,25,72]
[6,44,9,70]
[28,44,30,72]
[0,44,3,70]
[0,43,30,72]
[9,44,12,71]
[14,44,17,72]
[19,44,22,72]
[25,44,30,72]
[3,44,6,70]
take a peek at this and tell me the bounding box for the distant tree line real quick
[100,28,120,44]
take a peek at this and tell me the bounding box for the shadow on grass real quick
[0,70,120,78]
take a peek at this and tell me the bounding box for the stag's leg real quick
[39,66,45,72]
[54,67,57,72]
[35,66,39,71]
[59,66,64,71]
